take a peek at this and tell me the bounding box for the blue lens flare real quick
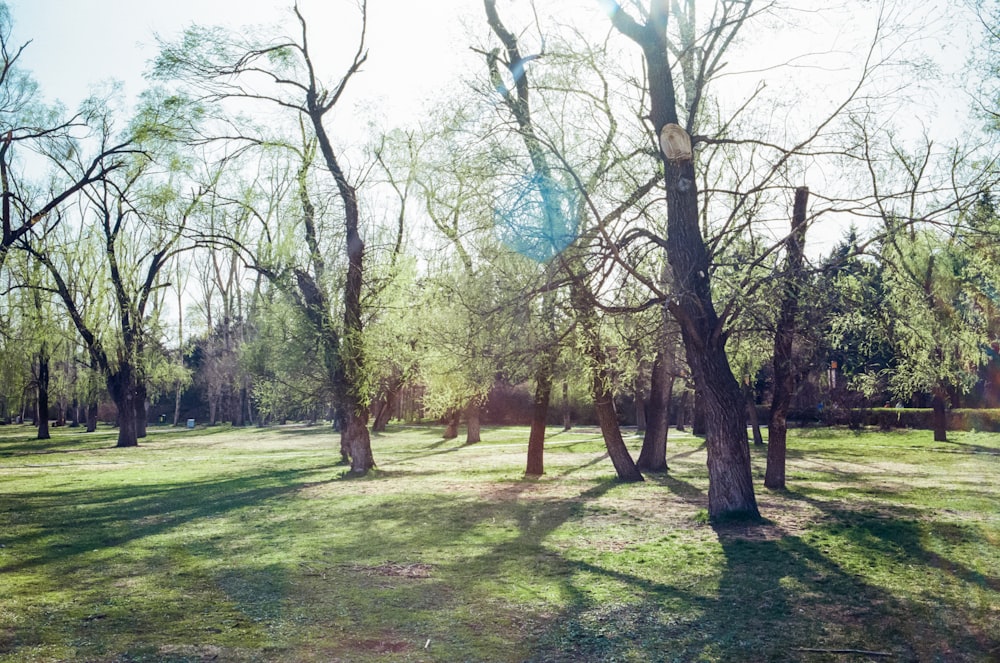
[494,172,578,262]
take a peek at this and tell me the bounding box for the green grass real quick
[0,422,997,662]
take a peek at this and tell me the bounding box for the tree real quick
[28,112,199,447]
[156,4,377,472]
[765,187,809,489]
[605,1,760,516]
[483,0,646,482]
[0,5,134,274]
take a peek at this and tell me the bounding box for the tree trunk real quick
[609,0,759,520]
[105,367,141,447]
[343,406,374,473]
[592,373,644,482]
[692,388,706,436]
[372,377,403,432]
[561,379,571,431]
[634,368,647,432]
[932,388,948,442]
[526,370,552,477]
[36,346,50,441]
[766,187,809,490]
[69,399,80,428]
[135,384,148,439]
[638,346,672,472]
[443,409,460,440]
[86,401,98,433]
[675,390,689,431]
[465,400,481,444]
[745,381,763,447]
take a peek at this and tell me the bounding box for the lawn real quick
[0,422,997,662]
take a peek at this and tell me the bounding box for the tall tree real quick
[765,187,809,489]
[484,0,645,482]
[606,1,760,516]
[156,4,376,472]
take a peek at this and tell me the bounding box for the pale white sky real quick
[8,0,485,124]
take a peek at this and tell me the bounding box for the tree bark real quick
[932,387,948,442]
[107,371,139,448]
[36,346,50,441]
[69,399,80,428]
[675,390,689,431]
[766,186,809,490]
[465,400,482,444]
[86,401,98,433]
[745,381,763,447]
[443,409,460,440]
[561,379,571,431]
[526,370,552,477]
[638,346,672,472]
[692,388,706,436]
[135,384,148,438]
[608,3,759,519]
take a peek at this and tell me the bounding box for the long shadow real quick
[666,440,707,462]
[0,465,335,574]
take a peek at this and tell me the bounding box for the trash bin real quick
[187,419,195,429]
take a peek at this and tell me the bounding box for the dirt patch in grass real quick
[344,562,434,578]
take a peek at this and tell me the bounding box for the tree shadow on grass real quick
[0,465,335,574]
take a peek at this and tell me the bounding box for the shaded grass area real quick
[0,423,997,662]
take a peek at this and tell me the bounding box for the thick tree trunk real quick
[932,389,948,442]
[86,401,98,433]
[609,0,759,521]
[36,347,50,441]
[526,371,552,477]
[638,347,672,472]
[664,152,758,518]
[465,400,481,444]
[106,368,140,447]
[766,187,809,489]
[344,407,374,473]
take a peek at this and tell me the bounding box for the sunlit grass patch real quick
[0,423,997,661]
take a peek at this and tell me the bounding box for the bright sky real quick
[8,0,485,125]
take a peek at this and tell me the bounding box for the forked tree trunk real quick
[526,370,552,477]
[766,187,809,489]
[609,0,759,520]
[638,346,672,472]
[465,400,481,444]
[36,347,50,441]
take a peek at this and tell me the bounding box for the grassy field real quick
[0,422,997,662]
